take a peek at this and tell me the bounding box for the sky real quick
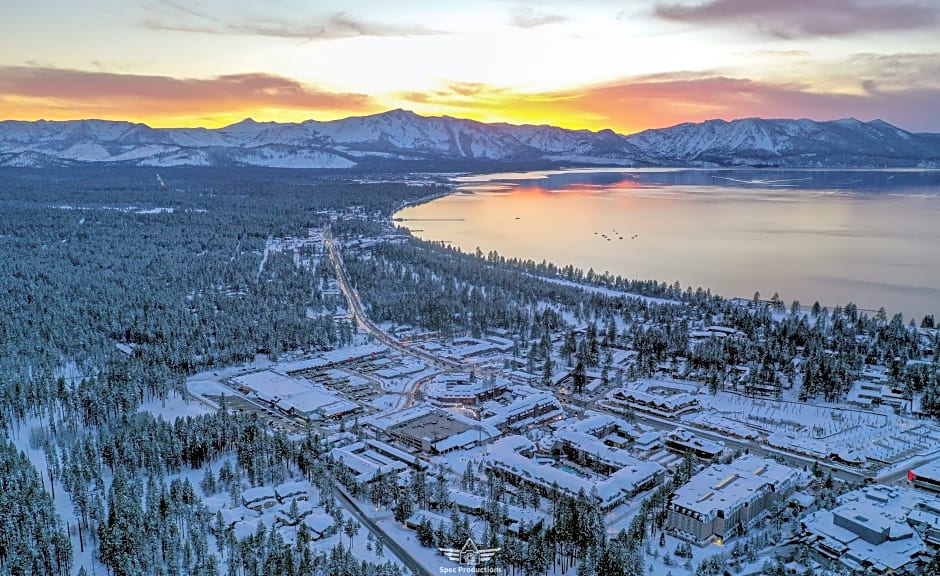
[1,0,940,133]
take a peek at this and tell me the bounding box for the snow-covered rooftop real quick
[672,455,802,520]
[233,370,310,401]
[485,435,662,508]
[802,486,940,574]
[275,388,352,416]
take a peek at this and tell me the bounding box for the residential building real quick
[485,435,663,511]
[665,428,725,459]
[667,455,802,545]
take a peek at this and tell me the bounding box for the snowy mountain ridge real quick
[626,117,938,167]
[1,110,938,168]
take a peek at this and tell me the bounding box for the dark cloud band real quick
[655,0,939,38]
[0,67,373,115]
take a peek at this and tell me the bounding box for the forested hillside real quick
[0,168,431,575]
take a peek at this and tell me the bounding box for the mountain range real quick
[1,109,938,169]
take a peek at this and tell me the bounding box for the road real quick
[329,229,876,483]
[325,233,461,372]
[394,371,441,410]
[333,482,433,576]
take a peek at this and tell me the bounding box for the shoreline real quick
[394,186,459,214]
[390,168,939,320]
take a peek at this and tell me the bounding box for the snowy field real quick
[369,393,401,411]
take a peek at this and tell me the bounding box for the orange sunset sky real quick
[2,0,940,133]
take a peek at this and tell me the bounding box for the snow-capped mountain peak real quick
[0,111,937,168]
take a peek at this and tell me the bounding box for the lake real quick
[394,169,940,320]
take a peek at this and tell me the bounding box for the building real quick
[909,459,940,494]
[405,509,449,530]
[633,431,663,454]
[801,486,940,575]
[232,370,310,403]
[302,512,337,540]
[388,408,471,453]
[908,499,940,548]
[242,486,278,511]
[423,373,509,407]
[274,498,315,528]
[367,405,499,454]
[551,412,659,456]
[330,441,409,484]
[667,455,802,545]
[603,380,700,418]
[555,429,650,476]
[231,369,360,421]
[363,438,428,470]
[665,428,725,460]
[485,435,664,511]
[444,490,549,529]
[481,391,565,431]
[274,481,310,503]
[278,344,388,377]
[275,389,361,421]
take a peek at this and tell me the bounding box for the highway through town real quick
[323,228,897,573]
[325,232,469,574]
[333,482,433,576]
[328,230,881,486]
[325,233,462,372]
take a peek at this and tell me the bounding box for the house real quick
[303,512,337,540]
[274,481,309,503]
[242,486,278,511]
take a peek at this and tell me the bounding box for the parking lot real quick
[204,393,307,435]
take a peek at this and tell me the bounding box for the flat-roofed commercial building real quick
[366,405,499,455]
[801,486,940,575]
[909,459,940,494]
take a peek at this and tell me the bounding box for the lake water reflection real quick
[395,169,940,320]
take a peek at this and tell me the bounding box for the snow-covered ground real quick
[369,394,400,411]
[10,418,106,575]
[528,273,677,305]
[371,513,464,575]
[693,390,940,470]
[138,392,214,421]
